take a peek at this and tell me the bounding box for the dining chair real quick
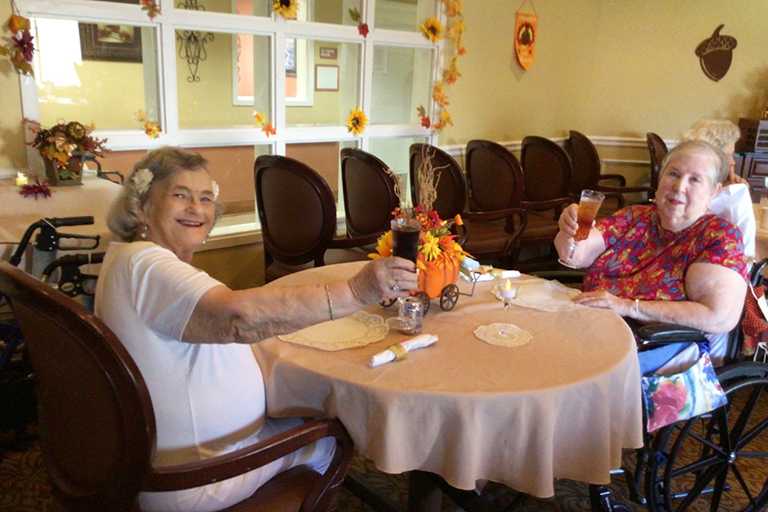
[409,143,527,265]
[518,136,576,270]
[0,261,354,512]
[339,148,399,239]
[567,130,655,210]
[646,132,668,191]
[255,155,379,282]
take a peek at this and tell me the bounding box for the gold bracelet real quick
[388,343,408,361]
[635,298,640,318]
[324,284,334,321]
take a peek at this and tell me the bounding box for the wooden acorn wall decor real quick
[695,24,737,82]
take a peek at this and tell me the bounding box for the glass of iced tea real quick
[558,189,605,268]
[387,215,423,333]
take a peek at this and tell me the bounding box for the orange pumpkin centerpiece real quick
[370,206,469,301]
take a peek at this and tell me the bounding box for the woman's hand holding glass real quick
[348,256,418,306]
[558,189,604,268]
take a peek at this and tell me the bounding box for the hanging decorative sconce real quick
[176,0,214,82]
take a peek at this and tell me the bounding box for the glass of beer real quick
[387,214,422,333]
[558,189,605,268]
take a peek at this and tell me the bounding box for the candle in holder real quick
[500,278,518,299]
[15,172,28,187]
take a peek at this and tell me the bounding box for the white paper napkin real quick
[460,269,520,282]
[368,334,438,368]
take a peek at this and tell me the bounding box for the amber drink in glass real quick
[559,189,605,268]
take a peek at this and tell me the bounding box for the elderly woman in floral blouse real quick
[555,140,748,371]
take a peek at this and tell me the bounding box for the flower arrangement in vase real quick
[24,119,109,186]
[369,147,470,301]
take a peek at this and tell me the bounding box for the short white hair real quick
[679,119,741,152]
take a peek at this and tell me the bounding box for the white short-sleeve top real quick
[95,242,266,467]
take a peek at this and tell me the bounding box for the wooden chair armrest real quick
[597,174,626,187]
[143,417,353,492]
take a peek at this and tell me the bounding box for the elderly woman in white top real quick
[680,118,755,263]
[95,147,418,512]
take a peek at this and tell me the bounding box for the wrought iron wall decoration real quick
[176,0,214,82]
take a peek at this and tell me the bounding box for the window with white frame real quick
[18,0,441,236]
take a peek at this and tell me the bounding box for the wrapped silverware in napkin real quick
[368,334,438,368]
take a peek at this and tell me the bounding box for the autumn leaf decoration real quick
[2,3,35,77]
[417,0,465,134]
[348,7,369,38]
[253,111,277,138]
[141,0,162,20]
[134,110,161,139]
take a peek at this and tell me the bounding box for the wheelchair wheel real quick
[645,362,768,512]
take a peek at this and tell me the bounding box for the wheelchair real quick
[0,216,105,453]
[534,262,768,512]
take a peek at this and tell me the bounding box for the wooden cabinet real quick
[736,152,768,202]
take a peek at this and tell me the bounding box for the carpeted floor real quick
[2,380,766,512]
[0,437,650,512]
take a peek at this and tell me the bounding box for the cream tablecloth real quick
[0,174,122,274]
[252,262,643,498]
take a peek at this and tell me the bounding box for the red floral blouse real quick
[582,205,748,300]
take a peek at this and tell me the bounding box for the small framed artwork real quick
[79,22,142,63]
[315,65,339,91]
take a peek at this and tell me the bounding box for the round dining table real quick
[252,261,643,504]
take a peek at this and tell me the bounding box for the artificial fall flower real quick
[368,230,392,259]
[347,108,368,136]
[252,111,266,125]
[273,0,299,20]
[13,30,34,62]
[8,14,30,34]
[141,0,162,20]
[454,214,463,226]
[358,23,369,38]
[144,123,161,139]
[132,168,154,195]
[261,122,277,138]
[442,0,463,17]
[446,19,465,41]
[420,232,441,261]
[420,18,443,43]
[432,83,449,106]
[457,46,467,56]
[421,116,431,129]
[444,58,461,85]
[440,108,453,126]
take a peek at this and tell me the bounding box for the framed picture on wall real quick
[315,65,339,91]
[79,22,142,62]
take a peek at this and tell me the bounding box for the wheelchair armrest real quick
[636,323,707,349]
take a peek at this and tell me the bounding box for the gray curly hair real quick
[107,146,224,241]
[659,140,730,189]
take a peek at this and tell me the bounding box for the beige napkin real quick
[368,334,438,368]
